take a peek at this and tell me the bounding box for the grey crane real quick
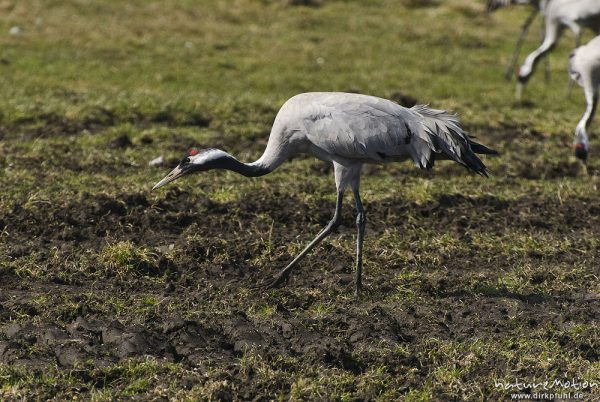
[153,92,497,296]
[516,0,600,101]
[569,35,600,161]
[487,0,551,82]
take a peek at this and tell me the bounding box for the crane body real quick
[153,92,497,296]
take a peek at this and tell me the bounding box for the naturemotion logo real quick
[494,378,598,392]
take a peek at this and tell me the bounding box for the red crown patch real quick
[188,148,200,156]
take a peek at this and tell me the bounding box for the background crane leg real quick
[504,8,538,81]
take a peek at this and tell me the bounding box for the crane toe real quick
[251,273,290,290]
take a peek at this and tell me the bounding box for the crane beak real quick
[153,165,186,190]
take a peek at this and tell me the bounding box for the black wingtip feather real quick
[470,141,499,155]
[425,155,435,170]
[461,147,493,177]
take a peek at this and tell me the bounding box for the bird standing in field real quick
[516,0,600,100]
[153,92,497,296]
[569,35,600,161]
[486,0,551,82]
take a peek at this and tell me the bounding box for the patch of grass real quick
[100,241,158,278]
[0,358,187,400]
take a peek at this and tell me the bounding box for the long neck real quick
[583,93,598,130]
[215,123,292,177]
[219,154,273,177]
[575,92,598,146]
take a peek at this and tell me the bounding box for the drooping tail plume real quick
[410,105,498,176]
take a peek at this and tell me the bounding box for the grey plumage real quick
[153,92,497,296]
[276,93,494,174]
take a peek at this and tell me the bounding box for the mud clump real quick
[108,134,133,149]
[390,91,418,107]
[91,194,128,215]
[286,0,322,7]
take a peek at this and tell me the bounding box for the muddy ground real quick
[1,120,600,399]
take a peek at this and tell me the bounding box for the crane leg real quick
[542,19,551,84]
[504,8,538,81]
[516,19,560,101]
[253,190,344,289]
[353,189,365,298]
[543,58,551,84]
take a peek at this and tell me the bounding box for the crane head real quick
[574,143,588,163]
[573,124,590,163]
[152,148,226,190]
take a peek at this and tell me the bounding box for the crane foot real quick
[251,272,290,290]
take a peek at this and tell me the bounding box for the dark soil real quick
[1,120,600,399]
[2,169,600,398]
[4,106,213,141]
